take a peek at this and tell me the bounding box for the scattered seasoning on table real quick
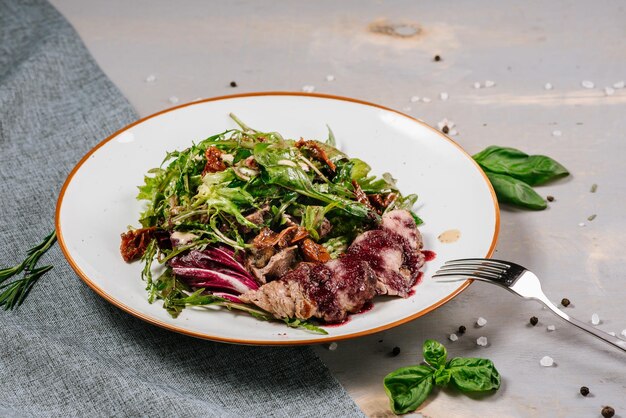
[544,82,553,90]
[484,80,496,88]
[578,222,586,227]
[552,130,562,137]
[587,214,597,221]
[530,316,539,326]
[546,195,555,202]
[561,298,570,307]
[579,386,590,396]
[547,325,556,331]
[591,183,598,193]
[302,85,315,93]
[325,74,335,82]
[448,333,458,342]
[440,92,449,101]
[539,356,554,367]
[230,81,237,87]
[605,86,616,96]
[476,317,487,327]
[458,325,467,334]
[621,329,626,338]
[591,313,600,325]
[378,339,383,343]
[434,54,441,62]
[391,346,401,357]
[601,406,615,418]
[473,81,482,89]
[145,74,156,83]
[608,331,616,336]
[442,125,449,134]
[421,97,431,103]
[410,95,420,102]
[168,96,179,104]
[581,80,595,89]
[614,81,625,89]
[476,336,488,346]
[327,342,338,351]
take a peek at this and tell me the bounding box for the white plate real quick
[56,93,499,345]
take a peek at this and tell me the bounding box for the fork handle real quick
[537,295,626,353]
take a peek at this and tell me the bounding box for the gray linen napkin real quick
[0,1,364,416]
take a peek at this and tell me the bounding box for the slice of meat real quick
[241,259,377,323]
[247,245,298,283]
[349,210,424,296]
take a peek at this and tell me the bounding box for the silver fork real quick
[433,258,626,353]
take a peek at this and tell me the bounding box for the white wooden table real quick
[50,1,626,416]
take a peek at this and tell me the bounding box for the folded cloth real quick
[0,1,364,416]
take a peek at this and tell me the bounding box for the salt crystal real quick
[578,222,586,227]
[402,106,412,112]
[544,82,553,90]
[449,129,459,136]
[476,317,487,327]
[476,336,488,346]
[605,87,615,96]
[547,325,556,331]
[484,80,496,88]
[437,118,455,129]
[609,331,616,336]
[581,80,595,89]
[410,96,420,103]
[591,313,600,325]
[552,130,562,137]
[540,356,554,367]
[168,96,179,104]
[328,342,338,351]
[302,85,315,93]
[473,82,482,89]
[421,97,431,103]
[440,92,449,101]
[449,333,458,342]
[145,74,156,83]
[613,81,625,89]
[325,74,335,82]
[621,329,626,338]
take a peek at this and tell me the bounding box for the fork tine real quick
[437,264,506,275]
[432,269,503,280]
[444,258,511,269]
[432,271,500,282]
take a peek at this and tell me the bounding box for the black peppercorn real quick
[579,386,589,396]
[434,55,441,62]
[458,325,466,334]
[561,298,571,307]
[547,195,554,202]
[530,316,538,326]
[391,346,401,357]
[442,125,449,134]
[601,406,615,418]
[230,81,237,87]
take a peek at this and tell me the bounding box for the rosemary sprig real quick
[0,230,57,310]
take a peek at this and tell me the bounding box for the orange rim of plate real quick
[55,91,500,346]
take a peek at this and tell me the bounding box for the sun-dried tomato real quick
[295,139,336,171]
[300,238,331,263]
[120,227,156,262]
[202,146,226,176]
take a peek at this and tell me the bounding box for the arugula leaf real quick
[485,172,547,210]
[473,146,569,186]
[446,357,501,392]
[383,365,434,415]
[423,339,447,369]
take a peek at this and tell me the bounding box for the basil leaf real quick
[446,357,501,392]
[433,367,451,386]
[423,339,447,368]
[383,365,434,414]
[485,171,547,210]
[473,146,569,186]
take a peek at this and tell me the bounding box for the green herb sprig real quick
[0,230,57,310]
[384,340,500,415]
[473,146,569,210]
